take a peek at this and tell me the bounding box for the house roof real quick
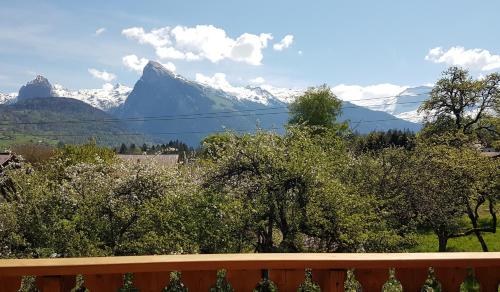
[118,154,179,166]
[0,154,13,167]
[480,151,500,158]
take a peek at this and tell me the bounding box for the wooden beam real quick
[0,253,499,277]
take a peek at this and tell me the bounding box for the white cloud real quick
[88,68,116,82]
[122,27,171,48]
[155,46,198,60]
[161,61,176,72]
[95,27,106,36]
[330,83,413,115]
[250,77,265,84]
[122,25,273,65]
[196,73,233,90]
[331,83,408,108]
[425,46,500,71]
[122,54,149,73]
[273,35,294,51]
[230,33,272,65]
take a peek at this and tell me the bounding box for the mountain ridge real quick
[0,97,141,147]
[0,62,423,145]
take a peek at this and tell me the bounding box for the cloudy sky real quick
[1,0,499,101]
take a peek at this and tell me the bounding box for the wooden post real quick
[40,276,63,292]
[0,276,22,292]
[319,270,345,292]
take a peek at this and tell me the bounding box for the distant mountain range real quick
[52,83,132,111]
[0,92,16,105]
[346,86,431,123]
[0,61,426,146]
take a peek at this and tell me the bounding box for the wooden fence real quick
[0,253,499,291]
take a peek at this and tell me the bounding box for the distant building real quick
[0,152,23,174]
[0,154,12,168]
[473,144,500,158]
[480,151,500,158]
[117,154,179,166]
[474,144,500,158]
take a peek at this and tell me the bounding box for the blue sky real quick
[1,0,500,100]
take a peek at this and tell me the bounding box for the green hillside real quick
[0,97,142,147]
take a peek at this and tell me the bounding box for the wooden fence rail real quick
[0,253,499,291]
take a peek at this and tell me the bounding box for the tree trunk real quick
[466,201,489,252]
[473,230,489,252]
[438,235,448,252]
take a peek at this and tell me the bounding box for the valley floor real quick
[410,216,500,252]
[411,231,500,252]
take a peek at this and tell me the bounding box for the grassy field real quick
[410,215,500,252]
[410,230,500,252]
[0,133,58,150]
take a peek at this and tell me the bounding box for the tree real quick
[10,144,55,166]
[358,143,499,252]
[288,85,347,133]
[349,129,415,154]
[129,143,137,154]
[419,67,500,137]
[202,128,407,252]
[0,142,249,258]
[118,143,128,154]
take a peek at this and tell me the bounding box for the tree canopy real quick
[288,85,347,133]
[419,67,499,143]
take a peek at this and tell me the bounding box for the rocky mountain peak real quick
[141,61,175,81]
[17,75,55,101]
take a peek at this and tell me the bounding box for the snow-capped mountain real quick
[258,85,302,103]
[391,86,432,122]
[0,92,16,104]
[0,77,131,111]
[0,63,422,145]
[52,83,132,111]
[195,73,302,105]
[333,85,432,123]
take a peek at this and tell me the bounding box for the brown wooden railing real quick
[1,253,499,291]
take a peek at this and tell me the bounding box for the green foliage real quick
[163,271,188,292]
[381,269,402,292]
[118,273,139,292]
[0,84,498,260]
[0,97,141,147]
[253,271,278,292]
[351,138,499,252]
[201,127,404,252]
[116,140,193,158]
[288,85,347,134]
[344,269,362,292]
[200,132,235,160]
[210,269,234,292]
[350,129,415,154]
[421,267,441,292]
[459,268,480,292]
[18,276,39,292]
[70,275,89,292]
[419,67,500,146]
[1,141,248,258]
[297,269,320,292]
[54,140,116,166]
